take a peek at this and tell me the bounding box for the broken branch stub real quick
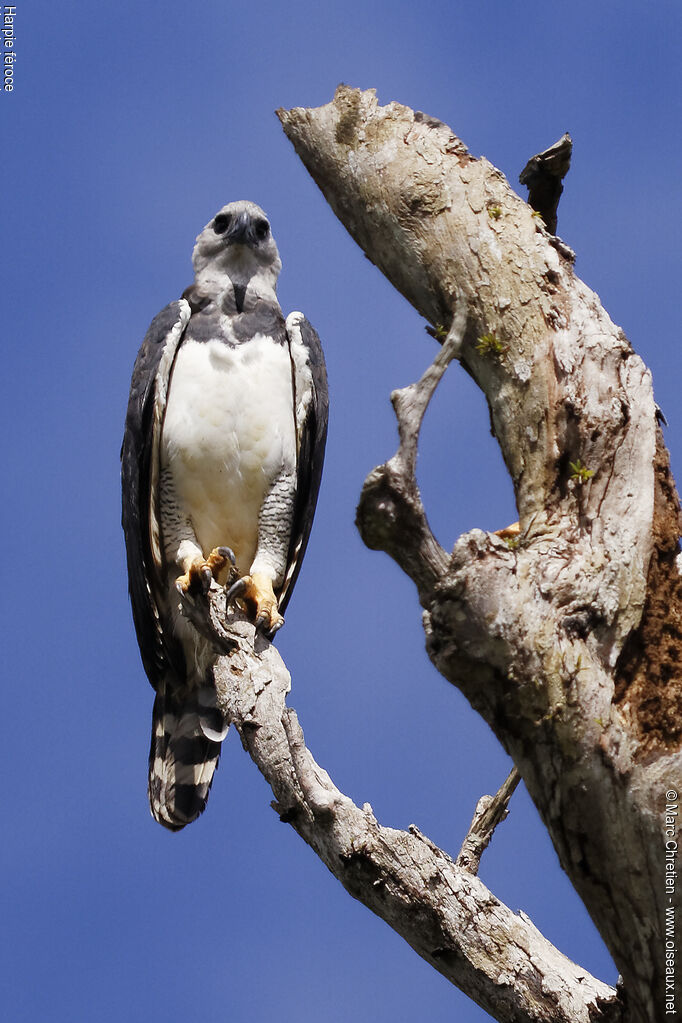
[456,767,521,875]
[519,132,573,234]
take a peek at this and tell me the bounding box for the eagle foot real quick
[226,572,284,636]
[177,547,236,597]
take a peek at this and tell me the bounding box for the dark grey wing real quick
[121,299,190,687]
[279,313,329,614]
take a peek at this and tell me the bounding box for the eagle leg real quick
[176,546,236,596]
[226,572,284,635]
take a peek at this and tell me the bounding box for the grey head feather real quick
[186,201,286,345]
[192,200,282,294]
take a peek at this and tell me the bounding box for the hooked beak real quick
[225,211,254,246]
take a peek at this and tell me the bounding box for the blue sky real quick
[2,2,680,1020]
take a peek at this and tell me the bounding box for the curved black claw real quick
[226,577,247,605]
[217,546,236,566]
[175,567,212,598]
[200,565,212,595]
[255,611,270,630]
[264,615,285,638]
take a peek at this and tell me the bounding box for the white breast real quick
[161,334,296,573]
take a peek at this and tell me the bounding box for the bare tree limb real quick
[457,768,521,875]
[356,307,465,603]
[276,86,682,1022]
[184,587,621,1023]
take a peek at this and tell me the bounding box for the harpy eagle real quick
[121,201,328,830]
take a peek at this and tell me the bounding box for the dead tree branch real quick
[276,86,682,1023]
[457,768,521,875]
[184,587,621,1023]
[356,307,464,602]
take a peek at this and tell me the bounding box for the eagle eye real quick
[213,213,231,235]
[254,218,270,240]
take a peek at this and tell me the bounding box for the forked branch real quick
[276,87,681,1021]
[355,310,466,604]
[176,573,621,1023]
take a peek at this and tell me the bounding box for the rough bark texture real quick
[185,600,621,1023]
[274,86,682,1023]
[615,437,682,752]
[457,768,521,875]
[179,310,623,1021]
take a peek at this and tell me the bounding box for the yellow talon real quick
[227,571,284,634]
[177,547,235,596]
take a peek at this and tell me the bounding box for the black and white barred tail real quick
[148,679,227,831]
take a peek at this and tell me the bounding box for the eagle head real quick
[192,201,282,290]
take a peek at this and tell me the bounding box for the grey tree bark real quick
[187,86,680,1023]
[273,86,682,1023]
[183,603,621,1023]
